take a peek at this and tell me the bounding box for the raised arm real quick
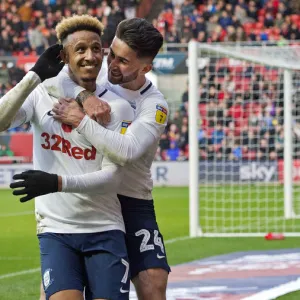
[0,44,64,131]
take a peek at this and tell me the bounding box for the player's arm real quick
[55,71,168,165]
[57,67,111,125]
[0,44,64,131]
[60,100,134,193]
[53,96,168,166]
[76,100,168,165]
[10,100,135,201]
[60,156,123,194]
[10,156,124,202]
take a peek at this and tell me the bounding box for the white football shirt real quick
[58,66,169,200]
[7,71,134,233]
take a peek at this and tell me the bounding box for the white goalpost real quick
[188,41,300,237]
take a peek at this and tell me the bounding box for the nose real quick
[85,48,96,62]
[109,57,116,68]
[109,59,120,72]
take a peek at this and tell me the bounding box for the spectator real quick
[264,12,274,28]
[28,25,49,55]
[181,0,195,17]
[46,28,58,46]
[11,15,23,34]
[0,63,10,86]
[230,141,242,161]
[211,123,225,146]
[198,128,207,149]
[219,11,232,28]
[178,125,188,150]
[171,111,183,130]
[159,132,171,152]
[18,1,33,30]
[194,16,206,37]
[257,138,269,161]
[166,142,180,161]
[0,144,14,157]
[247,1,257,21]
[177,149,188,161]
[0,30,13,55]
[9,65,26,85]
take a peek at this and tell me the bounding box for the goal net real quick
[188,41,300,237]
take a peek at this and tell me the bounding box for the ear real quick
[141,63,152,75]
[60,48,69,64]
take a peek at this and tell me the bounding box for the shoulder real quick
[140,88,169,117]
[110,97,133,118]
[41,77,61,98]
[136,85,169,126]
[100,89,132,111]
[103,90,134,130]
[141,83,168,110]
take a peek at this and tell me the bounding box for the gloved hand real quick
[10,170,58,202]
[30,44,65,81]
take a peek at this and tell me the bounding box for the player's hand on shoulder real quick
[52,98,85,127]
[10,170,58,202]
[31,44,65,82]
[77,91,111,126]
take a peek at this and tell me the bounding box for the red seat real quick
[258,9,265,17]
[291,14,299,24]
[243,22,255,34]
[255,22,264,30]
[258,15,265,23]
[198,103,207,117]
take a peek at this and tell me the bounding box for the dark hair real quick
[115,18,163,61]
[56,15,104,44]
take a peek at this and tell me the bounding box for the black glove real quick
[30,44,65,82]
[10,170,58,202]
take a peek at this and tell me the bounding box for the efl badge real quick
[155,104,167,124]
[120,120,131,134]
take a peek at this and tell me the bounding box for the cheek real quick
[96,54,103,64]
[120,65,133,75]
[70,55,82,67]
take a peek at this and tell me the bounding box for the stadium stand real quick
[152,0,300,161]
[0,0,299,163]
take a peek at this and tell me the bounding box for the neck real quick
[78,81,96,92]
[120,76,146,91]
[69,70,96,92]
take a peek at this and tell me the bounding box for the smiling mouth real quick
[110,70,122,76]
[81,65,97,69]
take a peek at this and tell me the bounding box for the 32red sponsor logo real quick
[41,132,96,160]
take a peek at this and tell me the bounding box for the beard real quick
[108,68,139,85]
[81,77,97,82]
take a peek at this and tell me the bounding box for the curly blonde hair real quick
[56,14,104,44]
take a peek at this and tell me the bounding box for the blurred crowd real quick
[0,0,139,136]
[0,0,138,56]
[157,61,300,162]
[151,0,300,162]
[155,0,300,45]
